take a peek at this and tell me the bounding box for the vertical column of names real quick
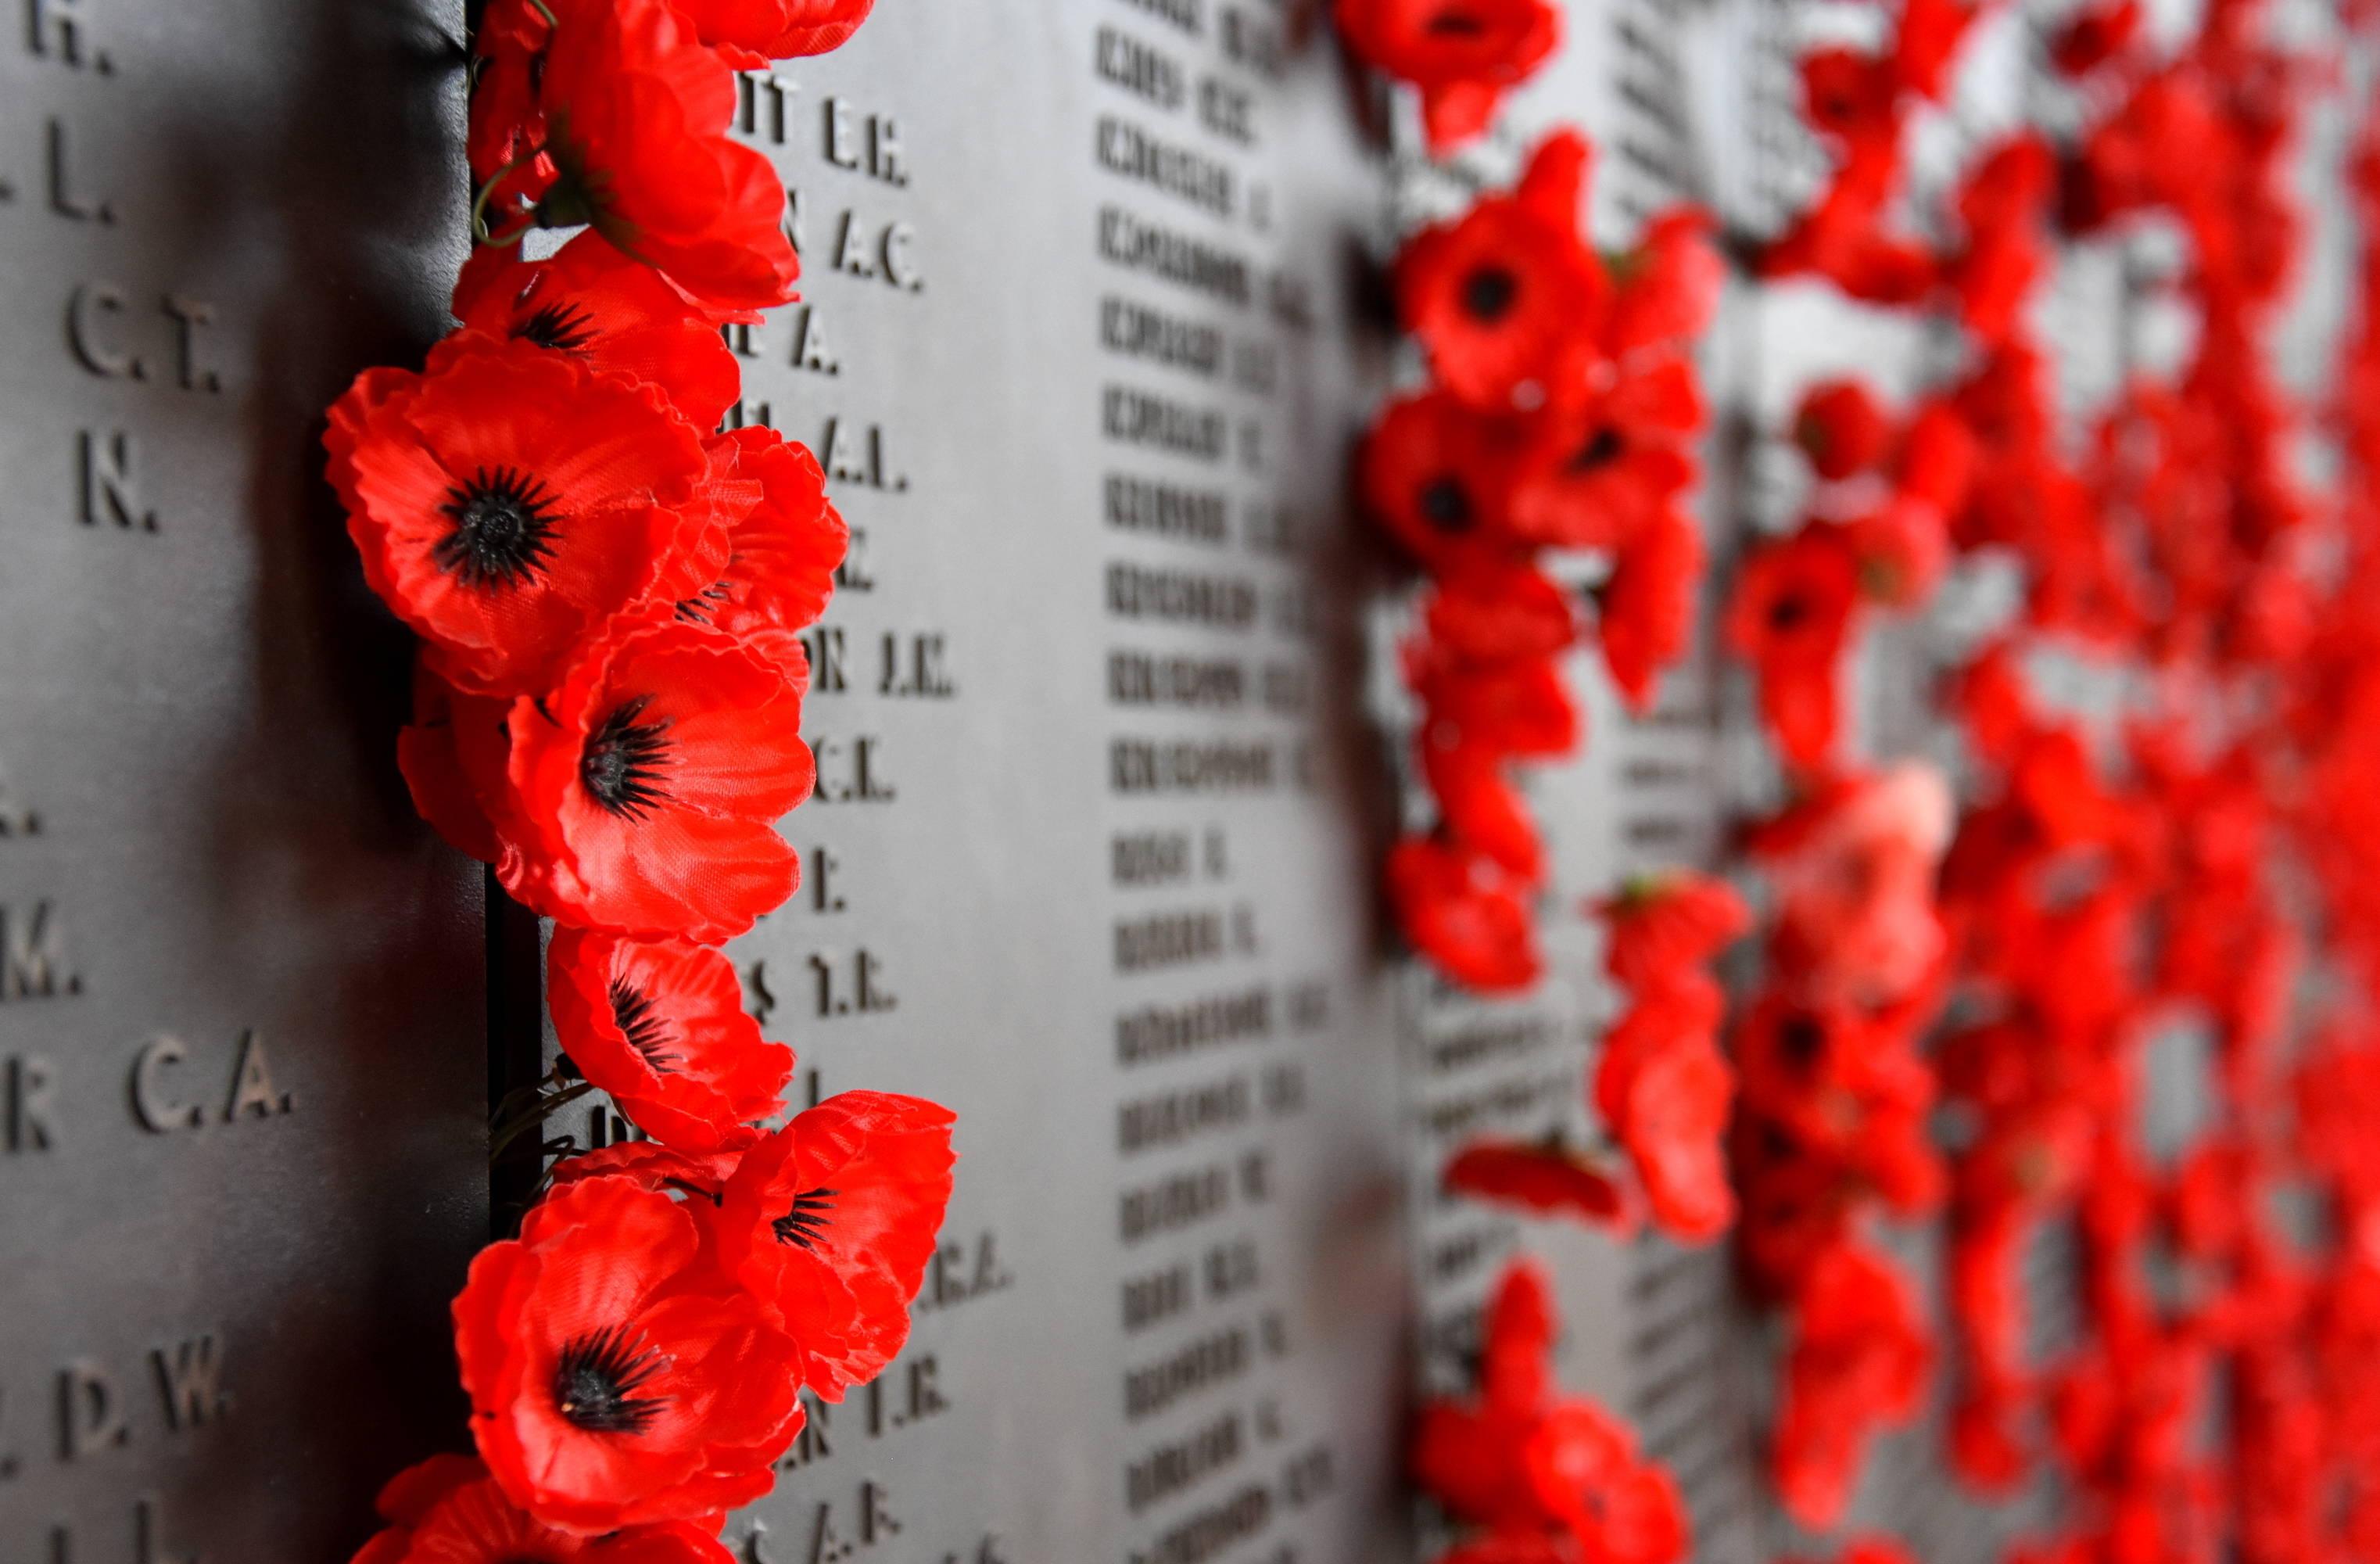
[1089,5,1350,1562]
[718,70,1019,1564]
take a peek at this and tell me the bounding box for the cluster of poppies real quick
[1366,126,1722,995]
[1726,0,2380,1553]
[1444,872,1747,1245]
[1339,5,1721,1558]
[324,1,959,1557]
[1411,1260,1692,1564]
[1332,0,1563,153]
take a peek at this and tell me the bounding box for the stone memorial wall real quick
[5,0,2374,1559]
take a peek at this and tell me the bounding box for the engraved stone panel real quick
[0,0,488,1555]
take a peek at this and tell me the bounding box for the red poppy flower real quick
[349,1454,733,1564]
[547,928,794,1152]
[492,0,800,312]
[1891,0,1980,99]
[1605,209,1726,357]
[1793,380,1894,482]
[446,232,744,430]
[1597,872,1749,992]
[1422,738,1546,882]
[1798,48,1901,152]
[701,1092,956,1401]
[1759,763,1952,1007]
[2051,0,2140,74]
[1445,1140,1634,1230]
[1396,131,1608,413]
[677,429,848,658]
[1843,494,1948,608]
[1772,1239,1933,1529]
[547,1131,762,1200]
[1511,360,1702,552]
[454,1175,805,1533]
[1357,390,1532,572]
[1425,561,1579,663]
[1389,835,1542,992]
[1597,504,1705,712]
[1603,1035,1736,1242]
[1334,0,1561,153]
[1414,1259,1689,1564]
[396,663,518,864]
[670,0,873,64]
[1410,646,1580,759]
[1725,528,1862,769]
[327,338,711,698]
[1896,400,1979,516]
[500,615,812,942]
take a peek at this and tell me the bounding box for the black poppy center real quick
[513,300,599,353]
[1461,265,1520,323]
[1424,7,1489,35]
[580,695,673,820]
[1418,476,1475,533]
[551,1324,668,1436]
[1568,426,1626,472]
[1779,1014,1826,1066]
[1767,592,1812,633]
[772,1189,838,1250]
[435,466,561,590]
[608,978,680,1074]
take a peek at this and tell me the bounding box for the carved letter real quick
[80,430,156,530]
[224,1028,288,1120]
[58,1361,125,1459]
[152,1335,226,1429]
[162,295,221,392]
[67,283,141,378]
[131,1037,202,1132]
[8,1054,56,1151]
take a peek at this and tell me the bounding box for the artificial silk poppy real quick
[672,0,874,64]
[1798,48,1901,152]
[1597,505,1705,712]
[1759,764,1953,1006]
[327,339,710,698]
[1600,1033,1736,1242]
[1604,208,1726,359]
[1842,494,1948,608]
[547,927,794,1152]
[396,663,516,865]
[1445,1139,1633,1230]
[446,232,745,430]
[1396,130,1607,413]
[1422,738,1546,882]
[2051,0,2141,74]
[1891,0,1981,99]
[1598,871,1749,992]
[703,1092,956,1401]
[678,429,848,658]
[1510,359,1702,552]
[1389,835,1542,992]
[1724,528,1861,770]
[502,0,800,312]
[1771,1239,1933,1530]
[1409,645,1580,759]
[1357,389,1532,572]
[1793,380,1893,482]
[454,1175,805,1532]
[502,614,812,942]
[1424,561,1578,664]
[1334,0,1561,153]
[349,1454,733,1564]
[547,1130,762,1200]
[1413,1261,1690,1564]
